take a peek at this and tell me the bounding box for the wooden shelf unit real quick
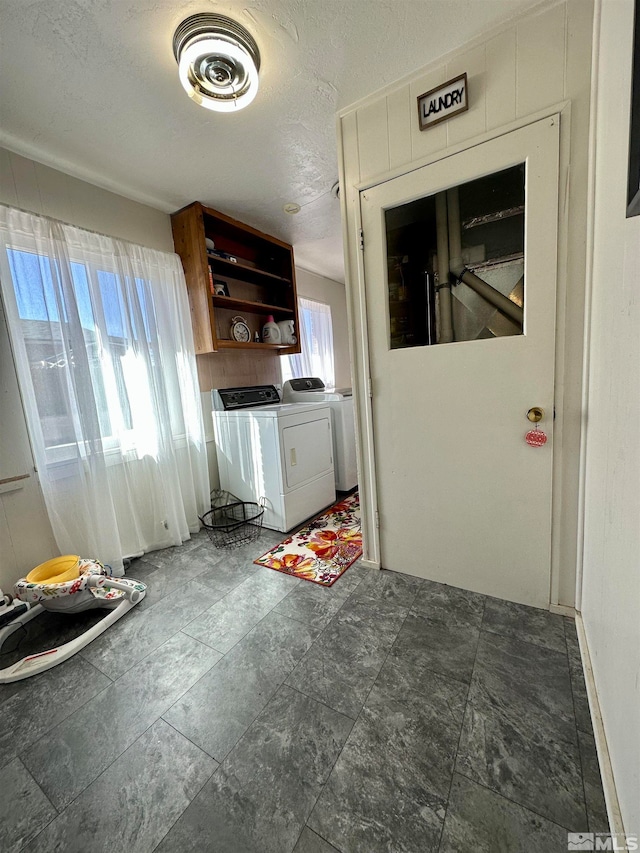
[171,201,301,354]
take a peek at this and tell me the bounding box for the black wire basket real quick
[200,490,264,549]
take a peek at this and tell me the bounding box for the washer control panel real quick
[287,377,326,392]
[213,385,280,411]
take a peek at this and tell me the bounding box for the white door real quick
[361,116,559,608]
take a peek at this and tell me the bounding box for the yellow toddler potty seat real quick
[26,555,81,586]
[14,556,111,608]
[1,554,146,684]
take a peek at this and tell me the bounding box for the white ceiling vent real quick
[172,13,261,112]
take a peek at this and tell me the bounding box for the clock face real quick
[231,318,250,342]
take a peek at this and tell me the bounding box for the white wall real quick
[0,148,174,589]
[581,0,640,832]
[294,267,353,389]
[0,148,174,251]
[338,0,594,602]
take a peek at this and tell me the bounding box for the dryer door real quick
[282,415,333,489]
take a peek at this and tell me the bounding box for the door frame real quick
[337,100,574,612]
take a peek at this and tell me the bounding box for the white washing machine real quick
[282,378,358,492]
[212,385,336,532]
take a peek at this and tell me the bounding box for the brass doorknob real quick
[527,407,544,423]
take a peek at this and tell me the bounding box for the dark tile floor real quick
[1,529,608,853]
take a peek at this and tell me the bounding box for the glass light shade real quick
[177,35,259,112]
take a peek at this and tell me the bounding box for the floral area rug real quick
[254,492,362,587]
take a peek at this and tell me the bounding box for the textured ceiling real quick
[0,0,534,282]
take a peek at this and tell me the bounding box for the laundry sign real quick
[417,73,468,131]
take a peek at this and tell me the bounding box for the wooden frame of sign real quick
[417,73,468,131]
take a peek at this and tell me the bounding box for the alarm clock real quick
[230,316,251,343]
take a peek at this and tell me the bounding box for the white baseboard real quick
[575,612,625,837]
[360,559,380,571]
[550,603,576,617]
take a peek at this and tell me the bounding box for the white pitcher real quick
[277,319,296,345]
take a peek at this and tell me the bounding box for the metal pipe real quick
[446,186,464,276]
[435,192,454,343]
[445,182,523,326]
[450,263,524,325]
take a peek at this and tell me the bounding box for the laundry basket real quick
[200,490,264,549]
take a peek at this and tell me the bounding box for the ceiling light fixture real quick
[173,13,260,113]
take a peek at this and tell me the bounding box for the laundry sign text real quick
[417,73,468,131]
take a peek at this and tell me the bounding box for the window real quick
[0,204,209,564]
[281,297,335,387]
[7,247,158,460]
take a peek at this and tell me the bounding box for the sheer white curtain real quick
[281,296,335,386]
[0,205,209,571]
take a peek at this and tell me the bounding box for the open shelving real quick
[211,295,294,316]
[207,253,292,285]
[170,201,301,354]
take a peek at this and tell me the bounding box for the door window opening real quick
[384,163,525,348]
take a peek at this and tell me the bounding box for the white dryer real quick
[282,378,358,492]
[212,385,336,532]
